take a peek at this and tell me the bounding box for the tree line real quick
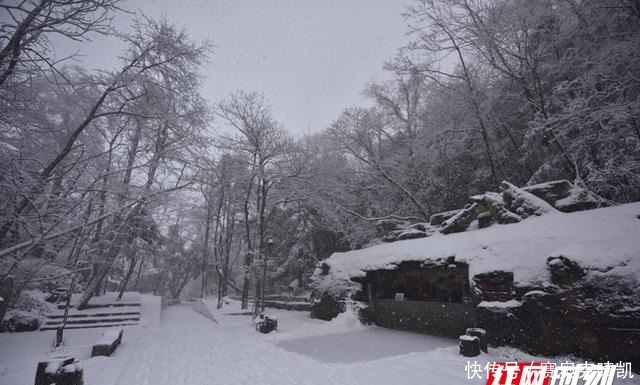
[1,0,638,312]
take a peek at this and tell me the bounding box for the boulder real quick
[382,228,428,242]
[407,222,429,232]
[441,203,485,234]
[477,212,494,229]
[522,180,573,203]
[430,209,462,226]
[477,192,522,225]
[553,185,605,212]
[523,180,606,212]
[379,221,432,243]
[375,219,408,237]
[441,193,521,234]
[546,256,584,286]
[500,181,556,218]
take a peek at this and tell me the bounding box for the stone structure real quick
[310,293,344,321]
[351,260,478,338]
[312,256,640,369]
[310,182,637,368]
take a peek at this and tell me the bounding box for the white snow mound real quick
[314,202,640,290]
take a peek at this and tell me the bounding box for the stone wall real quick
[311,256,640,369]
[366,299,478,338]
[364,260,470,303]
[310,293,343,321]
[478,291,640,369]
[363,295,639,369]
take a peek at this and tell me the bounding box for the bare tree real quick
[0,0,121,88]
[215,91,290,312]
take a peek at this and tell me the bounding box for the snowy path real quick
[116,304,359,385]
[6,301,638,385]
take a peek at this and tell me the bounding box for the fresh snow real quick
[2,299,639,385]
[477,300,522,308]
[63,292,141,307]
[0,293,159,385]
[313,202,640,293]
[554,184,602,210]
[95,329,122,345]
[501,181,557,217]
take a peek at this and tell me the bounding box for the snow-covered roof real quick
[313,202,640,293]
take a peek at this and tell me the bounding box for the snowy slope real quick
[314,202,640,292]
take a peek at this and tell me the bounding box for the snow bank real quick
[328,302,366,330]
[478,300,522,308]
[313,202,640,290]
[271,302,367,342]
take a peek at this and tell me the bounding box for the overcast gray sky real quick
[54,0,409,136]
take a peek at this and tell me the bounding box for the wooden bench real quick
[90,328,123,357]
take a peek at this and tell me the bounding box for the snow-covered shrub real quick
[1,309,41,332]
[0,290,53,332]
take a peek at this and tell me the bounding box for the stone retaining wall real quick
[366,299,478,338]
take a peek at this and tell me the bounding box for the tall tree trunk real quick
[78,120,165,309]
[240,166,256,310]
[256,176,268,314]
[221,204,235,299]
[57,198,93,345]
[117,256,137,300]
[153,271,165,296]
[133,256,145,291]
[83,120,142,303]
[200,205,212,299]
[76,205,140,309]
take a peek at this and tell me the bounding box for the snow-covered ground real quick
[0,293,160,385]
[2,299,639,385]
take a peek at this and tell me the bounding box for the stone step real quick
[263,295,310,302]
[263,301,312,311]
[40,322,139,331]
[46,311,140,319]
[56,302,140,310]
[43,316,140,326]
